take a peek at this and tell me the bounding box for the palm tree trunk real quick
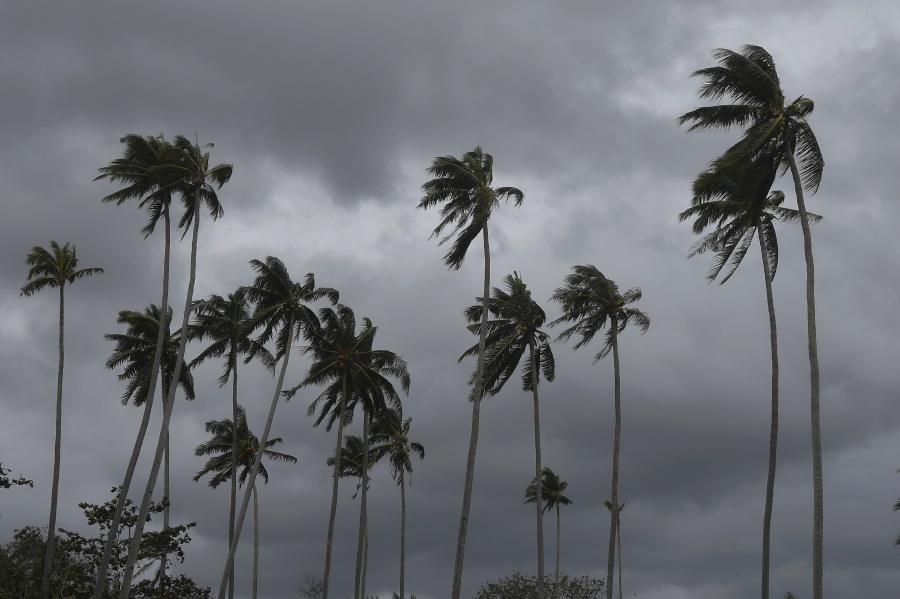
[322,371,349,599]
[606,322,620,599]
[555,503,560,599]
[252,482,259,599]
[40,285,65,599]
[528,339,545,592]
[451,224,491,599]
[787,148,822,599]
[94,206,171,599]
[120,204,201,599]
[361,521,369,599]
[616,511,622,599]
[757,217,779,599]
[228,356,239,599]
[355,411,370,599]
[218,314,296,599]
[161,431,169,589]
[399,468,407,599]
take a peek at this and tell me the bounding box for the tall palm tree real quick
[121,136,232,599]
[373,408,425,599]
[418,147,523,599]
[288,304,410,599]
[20,241,103,599]
[460,272,555,587]
[603,501,624,599]
[94,133,181,599]
[216,258,337,599]
[195,405,297,599]
[550,266,649,599]
[189,289,269,599]
[678,45,825,598]
[526,468,572,599]
[679,157,821,599]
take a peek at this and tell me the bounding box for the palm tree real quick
[189,289,269,599]
[678,45,825,598]
[460,272,555,587]
[603,501,624,599]
[373,408,425,599]
[418,147,523,599]
[288,304,410,599]
[121,136,232,599]
[94,133,181,599]
[550,266,649,599]
[216,258,337,599]
[20,241,103,599]
[194,405,297,599]
[526,468,572,599]
[679,157,821,599]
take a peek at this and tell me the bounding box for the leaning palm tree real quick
[679,45,825,599]
[216,258,337,599]
[526,468,572,599]
[120,136,233,599]
[679,156,821,599]
[288,304,410,599]
[20,241,103,599]
[373,408,425,599]
[189,289,269,599]
[418,147,523,599]
[194,405,297,599]
[460,272,555,588]
[550,266,649,599]
[603,501,624,599]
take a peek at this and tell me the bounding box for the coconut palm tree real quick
[121,136,232,599]
[526,468,572,599]
[216,258,337,599]
[418,147,523,599]
[460,272,555,587]
[189,289,269,599]
[373,408,425,599]
[288,304,410,599]
[679,156,821,599]
[678,45,825,598]
[550,266,649,599]
[603,501,624,599]
[20,241,103,599]
[194,405,297,599]
[94,133,181,599]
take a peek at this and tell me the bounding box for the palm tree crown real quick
[525,468,572,514]
[21,241,104,297]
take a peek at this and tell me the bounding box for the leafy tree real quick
[526,468,572,599]
[550,266,648,599]
[20,240,103,599]
[195,406,296,599]
[0,463,32,491]
[216,258,337,599]
[461,272,555,587]
[679,45,825,598]
[418,147,523,599]
[473,571,603,599]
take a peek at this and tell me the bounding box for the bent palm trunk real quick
[606,321,620,599]
[323,372,349,599]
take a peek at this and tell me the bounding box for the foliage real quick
[473,571,603,599]
[0,463,32,491]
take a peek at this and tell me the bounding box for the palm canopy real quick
[162,135,233,234]
[460,272,555,397]
[20,241,104,297]
[525,467,572,514]
[289,304,411,430]
[189,289,271,386]
[243,257,338,367]
[372,408,425,485]
[418,146,523,269]
[549,265,649,361]
[194,405,297,489]
[677,45,823,195]
[104,304,195,406]
[326,434,388,496]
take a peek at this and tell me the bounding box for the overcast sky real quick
[1,2,899,598]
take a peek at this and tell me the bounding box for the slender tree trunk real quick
[788,148,822,599]
[120,205,201,598]
[40,285,65,599]
[361,521,369,599]
[218,314,296,599]
[451,224,491,599]
[322,372,349,599]
[94,207,171,599]
[606,322,620,599]
[229,357,239,599]
[355,411,370,599]
[616,510,622,599]
[528,339,545,592]
[399,467,407,599]
[555,503,560,599]
[252,482,259,599]
[757,217,779,599]
[161,424,169,590]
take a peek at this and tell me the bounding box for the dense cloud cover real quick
[1,2,899,598]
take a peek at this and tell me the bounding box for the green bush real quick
[473,570,604,599]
